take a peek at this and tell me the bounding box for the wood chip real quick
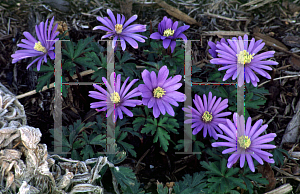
[289,56,300,70]
[242,0,277,11]
[203,31,249,36]
[154,0,201,26]
[264,184,293,194]
[205,11,237,22]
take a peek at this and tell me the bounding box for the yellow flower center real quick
[202,111,213,122]
[110,92,120,103]
[115,24,123,34]
[34,41,46,53]
[163,28,174,37]
[236,50,254,65]
[153,87,166,98]
[238,135,251,149]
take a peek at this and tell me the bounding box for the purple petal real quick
[157,65,169,86]
[107,9,117,26]
[119,106,133,117]
[122,35,139,49]
[150,71,157,89]
[96,16,114,31]
[165,91,185,102]
[123,15,138,29]
[246,154,255,172]
[163,38,171,49]
[170,41,176,53]
[161,99,174,116]
[153,103,160,118]
[150,32,162,39]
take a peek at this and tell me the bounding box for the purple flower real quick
[208,38,228,58]
[11,17,59,71]
[138,65,186,118]
[150,16,190,53]
[93,9,147,51]
[212,113,276,172]
[210,34,278,87]
[182,92,231,140]
[89,72,142,122]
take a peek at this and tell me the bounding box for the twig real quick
[205,11,237,22]
[203,31,250,36]
[264,184,293,194]
[134,147,151,174]
[16,68,101,99]
[258,74,300,88]
[154,0,201,26]
[272,166,300,182]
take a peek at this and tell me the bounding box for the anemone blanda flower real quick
[89,72,142,122]
[208,38,227,58]
[210,34,278,87]
[93,9,147,51]
[138,65,186,118]
[150,16,190,53]
[182,92,231,140]
[212,113,276,172]
[11,17,59,71]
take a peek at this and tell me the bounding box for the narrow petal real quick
[123,15,138,29]
[107,9,117,26]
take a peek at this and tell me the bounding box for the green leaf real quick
[90,134,106,147]
[71,149,81,160]
[117,131,128,142]
[91,68,106,82]
[158,117,168,126]
[201,159,244,193]
[271,148,288,166]
[245,174,269,185]
[72,140,85,149]
[225,167,240,177]
[62,61,76,71]
[246,99,266,109]
[156,182,168,194]
[141,123,156,135]
[133,117,145,131]
[107,146,127,164]
[245,92,253,102]
[81,144,94,160]
[200,161,223,176]
[116,51,134,65]
[73,57,97,71]
[111,166,137,189]
[73,36,95,59]
[227,177,246,189]
[217,86,228,98]
[153,127,170,152]
[118,141,137,157]
[33,62,54,72]
[122,179,148,194]
[64,41,74,59]
[208,69,222,81]
[173,172,208,194]
[35,72,53,93]
[121,63,138,78]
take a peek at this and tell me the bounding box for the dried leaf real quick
[257,163,276,191]
[254,32,288,51]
